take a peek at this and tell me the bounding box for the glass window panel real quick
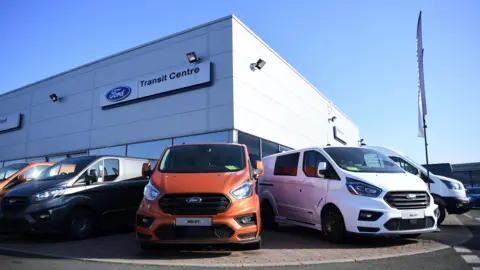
[127,139,171,160]
[89,145,126,156]
[173,131,228,145]
[3,159,26,167]
[452,171,473,187]
[0,162,3,168]
[274,153,300,176]
[279,145,293,153]
[472,171,480,187]
[262,139,278,158]
[238,132,260,168]
[22,165,51,181]
[104,159,120,182]
[47,155,67,163]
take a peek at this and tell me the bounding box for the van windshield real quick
[0,163,28,182]
[159,144,246,173]
[36,156,97,181]
[324,147,404,173]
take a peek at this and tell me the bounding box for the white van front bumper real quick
[337,196,439,235]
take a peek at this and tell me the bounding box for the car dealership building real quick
[0,15,360,168]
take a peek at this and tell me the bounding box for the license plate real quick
[175,217,212,226]
[401,210,425,220]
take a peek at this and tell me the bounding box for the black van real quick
[0,155,151,240]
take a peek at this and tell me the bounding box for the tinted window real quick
[159,144,246,173]
[128,139,171,160]
[37,156,97,181]
[173,131,228,145]
[389,156,419,175]
[0,163,28,181]
[302,151,340,180]
[238,132,260,168]
[274,153,300,176]
[324,147,404,173]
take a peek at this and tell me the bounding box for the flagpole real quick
[423,114,430,190]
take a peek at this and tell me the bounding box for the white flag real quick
[417,11,427,138]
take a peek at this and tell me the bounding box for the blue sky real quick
[1,1,479,164]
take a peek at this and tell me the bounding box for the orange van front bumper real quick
[135,195,261,246]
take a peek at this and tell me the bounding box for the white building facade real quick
[0,15,360,168]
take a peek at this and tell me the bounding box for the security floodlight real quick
[186,52,200,63]
[328,116,337,122]
[49,93,61,102]
[254,59,266,70]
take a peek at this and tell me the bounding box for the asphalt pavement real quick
[1,210,479,270]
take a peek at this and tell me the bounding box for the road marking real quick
[454,246,471,253]
[461,255,480,264]
[464,214,473,219]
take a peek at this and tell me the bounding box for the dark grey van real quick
[0,155,151,240]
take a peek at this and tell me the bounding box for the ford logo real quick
[186,197,202,204]
[406,194,417,199]
[8,199,16,204]
[105,86,131,102]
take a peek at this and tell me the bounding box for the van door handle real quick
[299,189,302,192]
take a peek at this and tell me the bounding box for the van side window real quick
[103,159,120,182]
[274,153,300,176]
[389,156,419,175]
[303,150,340,180]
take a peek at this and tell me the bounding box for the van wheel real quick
[260,201,278,230]
[321,206,346,244]
[67,208,94,240]
[437,205,446,225]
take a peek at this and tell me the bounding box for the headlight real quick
[230,180,253,200]
[143,181,160,201]
[441,180,462,190]
[33,188,65,202]
[346,178,382,198]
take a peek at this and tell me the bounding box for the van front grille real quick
[158,193,230,215]
[384,191,430,209]
[1,197,30,213]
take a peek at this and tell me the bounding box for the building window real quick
[274,152,300,176]
[127,139,171,160]
[69,152,88,158]
[47,155,67,163]
[3,159,26,167]
[26,157,47,162]
[89,145,126,156]
[0,162,3,168]
[173,131,228,145]
[238,132,260,168]
[279,145,293,153]
[262,139,279,158]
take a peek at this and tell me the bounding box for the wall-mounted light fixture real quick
[252,59,266,70]
[186,52,200,63]
[49,93,62,103]
[359,138,366,146]
[328,116,337,122]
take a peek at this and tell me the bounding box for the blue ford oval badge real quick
[186,197,202,203]
[106,86,131,102]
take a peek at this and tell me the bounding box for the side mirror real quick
[254,160,264,178]
[142,162,152,178]
[18,174,27,183]
[317,162,328,178]
[86,169,98,184]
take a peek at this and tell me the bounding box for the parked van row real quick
[0,143,447,250]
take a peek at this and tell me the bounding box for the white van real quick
[369,146,471,225]
[258,146,439,243]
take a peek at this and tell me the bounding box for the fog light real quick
[136,215,154,228]
[235,214,256,226]
[358,210,383,221]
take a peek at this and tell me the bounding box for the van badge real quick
[105,86,132,102]
[7,199,16,204]
[406,194,417,199]
[186,197,202,204]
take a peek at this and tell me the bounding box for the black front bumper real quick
[444,197,472,214]
[0,203,70,234]
[137,236,261,248]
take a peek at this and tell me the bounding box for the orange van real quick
[0,162,53,198]
[136,143,264,250]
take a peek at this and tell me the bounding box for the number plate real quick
[175,218,212,226]
[401,210,425,220]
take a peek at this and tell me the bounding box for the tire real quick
[321,206,347,244]
[437,205,446,225]
[260,201,278,230]
[399,233,421,239]
[67,208,95,240]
